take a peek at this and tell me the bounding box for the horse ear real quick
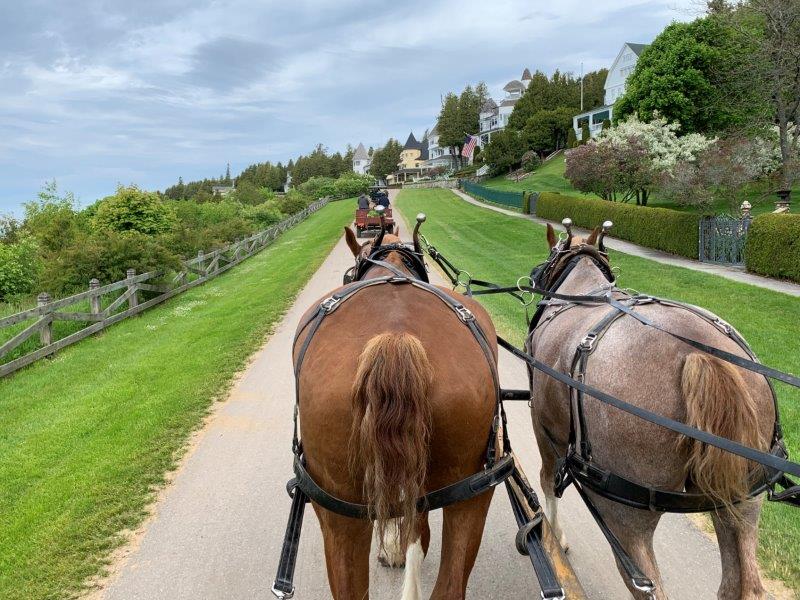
[546,223,557,249]
[586,226,600,246]
[344,227,360,256]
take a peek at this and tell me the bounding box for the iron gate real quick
[699,214,750,265]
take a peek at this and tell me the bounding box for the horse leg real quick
[430,491,493,600]
[710,499,765,600]
[401,515,429,600]
[315,506,372,600]
[534,423,569,551]
[597,500,668,600]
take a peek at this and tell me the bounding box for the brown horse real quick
[293,226,499,599]
[527,223,775,600]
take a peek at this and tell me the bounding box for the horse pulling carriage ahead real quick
[273,210,800,600]
[354,186,395,237]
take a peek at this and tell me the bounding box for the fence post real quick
[37,292,52,347]
[197,250,205,277]
[126,269,139,311]
[89,279,101,315]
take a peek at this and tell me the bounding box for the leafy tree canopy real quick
[93,185,177,235]
[369,138,403,179]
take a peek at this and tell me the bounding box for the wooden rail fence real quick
[0,198,329,378]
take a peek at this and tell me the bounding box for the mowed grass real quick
[480,153,795,216]
[396,188,800,591]
[0,200,354,599]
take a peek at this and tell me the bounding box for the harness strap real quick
[272,479,308,599]
[572,479,655,599]
[505,467,565,599]
[293,453,515,519]
[497,335,800,479]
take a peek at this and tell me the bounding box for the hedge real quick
[745,214,800,283]
[535,192,701,258]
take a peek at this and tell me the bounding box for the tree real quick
[565,114,715,204]
[93,185,177,235]
[507,69,607,130]
[566,128,578,149]
[580,122,591,144]
[23,181,85,254]
[369,138,403,179]
[481,129,526,174]
[615,16,757,134]
[732,0,800,195]
[522,108,574,154]
[437,92,463,165]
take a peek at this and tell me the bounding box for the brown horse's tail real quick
[350,332,433,551]
[681,352,765,508]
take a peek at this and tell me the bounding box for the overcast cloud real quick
[0,0,697,214]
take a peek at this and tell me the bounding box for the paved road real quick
[98,199,727,599]
[451,188,800,297]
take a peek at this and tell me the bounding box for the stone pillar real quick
[37,292,52,346]
[775,190,791,214]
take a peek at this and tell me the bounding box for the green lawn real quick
[481,153,794,216]
[0,200,353,600]
[396,188,800,592]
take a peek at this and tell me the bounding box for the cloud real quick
[0,0,696,214]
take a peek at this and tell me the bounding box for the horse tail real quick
[350,332,433,551]
[681,352,764,508]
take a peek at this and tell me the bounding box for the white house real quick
[477,68,532,148]
[572,42,648,140]
[352,142,371,174]
[424,124,459,170]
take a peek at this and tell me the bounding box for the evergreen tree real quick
[369,138,403,179]
[437,92,463,165]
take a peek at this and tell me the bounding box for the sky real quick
[0,0,698,215]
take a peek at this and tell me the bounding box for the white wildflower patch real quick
[172,299,206,317]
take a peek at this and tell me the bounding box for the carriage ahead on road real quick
[354,186,394,237]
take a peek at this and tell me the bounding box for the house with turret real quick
[477,68,532,148]
[424,124,458,171]
[387,132,429,184]
[572,42,648,140]
[352,143,371,174]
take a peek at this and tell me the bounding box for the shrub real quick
[566,128,578,149]
[42,231,181,293]
[278,190,310,215]
[521,151,541,173]
[299,176,337,199]
[536,192,702,258]
[0,236,42,300]
[93,185,176,235]
[745,214,800,282]
[241,202,285,228]
[333,173,374,198]
[24,181,86,253]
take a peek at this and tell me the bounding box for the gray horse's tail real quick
[681,353,765,507]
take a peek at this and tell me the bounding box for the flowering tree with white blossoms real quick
[565,114,714,205]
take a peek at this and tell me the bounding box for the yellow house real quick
[388,132,428,184]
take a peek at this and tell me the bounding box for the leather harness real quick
[272,244,567,599]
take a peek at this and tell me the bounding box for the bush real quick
[0,236,42,300]
[93,185,176,235]
[299,176,337,199]
[278,190,311,215]
[536,192,701,258]
[521,151,541,173]
[241,202,285,228]
[42,231,181,293]
[745,214,800,282]
[333,173,373,198]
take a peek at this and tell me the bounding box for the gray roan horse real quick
[527,222,775,600]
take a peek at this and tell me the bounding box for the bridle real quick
[345,241,430,284]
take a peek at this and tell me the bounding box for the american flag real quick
[461,134,478,158]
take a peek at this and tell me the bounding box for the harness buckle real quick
[320,296,340,313]
[579,332,598,352]
[455,305,475,322]
[271,583,295,599]
[632,578,656,600]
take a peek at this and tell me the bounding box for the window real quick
[591,110,610,124]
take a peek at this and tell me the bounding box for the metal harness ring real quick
[516,275,536,307]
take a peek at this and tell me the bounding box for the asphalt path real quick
[98,197,727,599]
